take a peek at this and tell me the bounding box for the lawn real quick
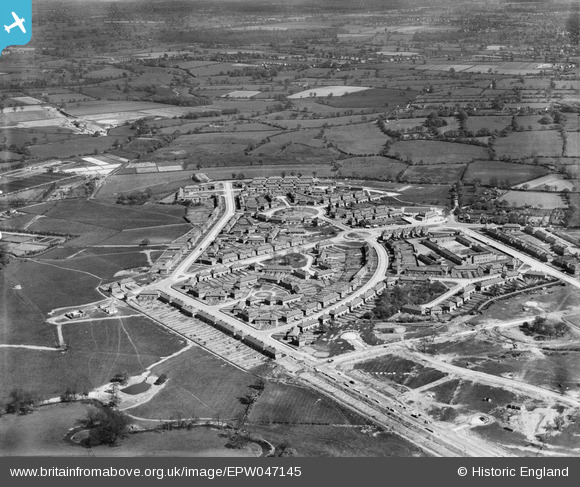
[388,140,489,164]
[463,161,550,186]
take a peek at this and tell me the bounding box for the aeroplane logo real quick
[0,2,32,56]
[5,11,26,34]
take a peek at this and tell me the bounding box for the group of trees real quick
[82,406,133,447]
[116,188,153,205]
[373,282,448,320]
[521,316,568,339]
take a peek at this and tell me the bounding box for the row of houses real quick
[486,227,551,262]
[152,291,282,359]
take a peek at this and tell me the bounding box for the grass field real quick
[565,132,580,158]
[249,382,366,425]
[143,131,274,167]
[324,122,387,155]
[246,423,426,456]
[0,315,184,403]
[0,403,257,456]
[0,173,67,194]
[96,171,195,198]
[97,224,192,246]
[388,141,489,164]
[0,271,59,346]
[337,157,407,180]
[464,116,512,133]
[401,164,466,184]
[463,161,550,186]
[499,191,567,209]
[23,201,186,231]
[37,248,150,280]
[323,88,417,109]
[3,260,103,315]
[129,345,260,421]
[288,86,371,99]
[493,131,563,159]
[29,137,122,160]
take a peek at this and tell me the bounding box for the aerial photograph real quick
[0,0,579,459]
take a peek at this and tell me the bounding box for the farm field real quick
[288,86,371,99]
[0,173,69,195]
[401,164,466,184]
[565,132,580,158]
[142,131,274,167]
[388,141,489,164]
[323,88,417,109]
[493,131,563,159]
[464,116,513,133]
[324,122,387,155]
[499,191,567,209]
[337,157,407,180]
[29,136,122,160]
[463,161,550,186]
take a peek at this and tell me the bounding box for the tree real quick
[5,388,37,415]
[84,407,132,446]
